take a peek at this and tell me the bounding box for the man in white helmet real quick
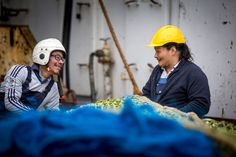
[0,38,66,113]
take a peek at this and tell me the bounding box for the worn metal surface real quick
[2,0,235,119]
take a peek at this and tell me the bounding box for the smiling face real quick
[47,50,65,75]
[154,46,179,72]
[154,46,172,68]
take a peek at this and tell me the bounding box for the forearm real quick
[5,92,31,112]
[179,100,210,118]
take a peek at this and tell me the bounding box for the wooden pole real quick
[98,0,142,95]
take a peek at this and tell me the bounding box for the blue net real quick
[0,97,220,157]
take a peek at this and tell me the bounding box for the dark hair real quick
[162,42,193,61]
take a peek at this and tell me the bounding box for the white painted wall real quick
[1,0,236,119]
[69,0,94,96]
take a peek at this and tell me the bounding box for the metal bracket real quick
[77,63,88,68]
[128,63,138,71]
[0,2,28,21]
[76,2,90,21]
[124,0,139,7]
[150,0,162,7]
[147,63,154,69]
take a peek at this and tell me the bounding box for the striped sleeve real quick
[4,65,32,112]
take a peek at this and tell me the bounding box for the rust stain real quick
[179,1,186,18]
[221,108,224,117]
[222,21,228,25]
[230,40,233,49]
[222,21,231,25]
[222,3,227,10]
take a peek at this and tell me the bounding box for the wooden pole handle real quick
[98,0,142,95]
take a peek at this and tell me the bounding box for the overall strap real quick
[24,65,54,95]
[25,66,32,83]
[22,66,32,91]
[20,77,55,109]
[42,78,55,97]
[0,92,5,112]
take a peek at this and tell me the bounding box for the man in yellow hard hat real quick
[142,25,210,117]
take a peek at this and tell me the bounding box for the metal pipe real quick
[62,0,73,89]
[88,50,104,102]
[89,53,96,102]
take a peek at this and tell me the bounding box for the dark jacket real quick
[142,59,210,117]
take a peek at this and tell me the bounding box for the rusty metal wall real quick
[0,26,35,81]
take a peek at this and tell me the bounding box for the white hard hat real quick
[32,38,66,65]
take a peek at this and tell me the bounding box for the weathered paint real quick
[2,0,236,119]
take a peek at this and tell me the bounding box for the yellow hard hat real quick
[147,25,185,47]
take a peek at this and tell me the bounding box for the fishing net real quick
[0,95,235,156]
[85,95,236,156]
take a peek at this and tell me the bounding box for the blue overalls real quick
[0,66,54,115]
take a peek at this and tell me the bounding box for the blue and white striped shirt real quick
[0,64,60,113]
[155,62,180,102]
